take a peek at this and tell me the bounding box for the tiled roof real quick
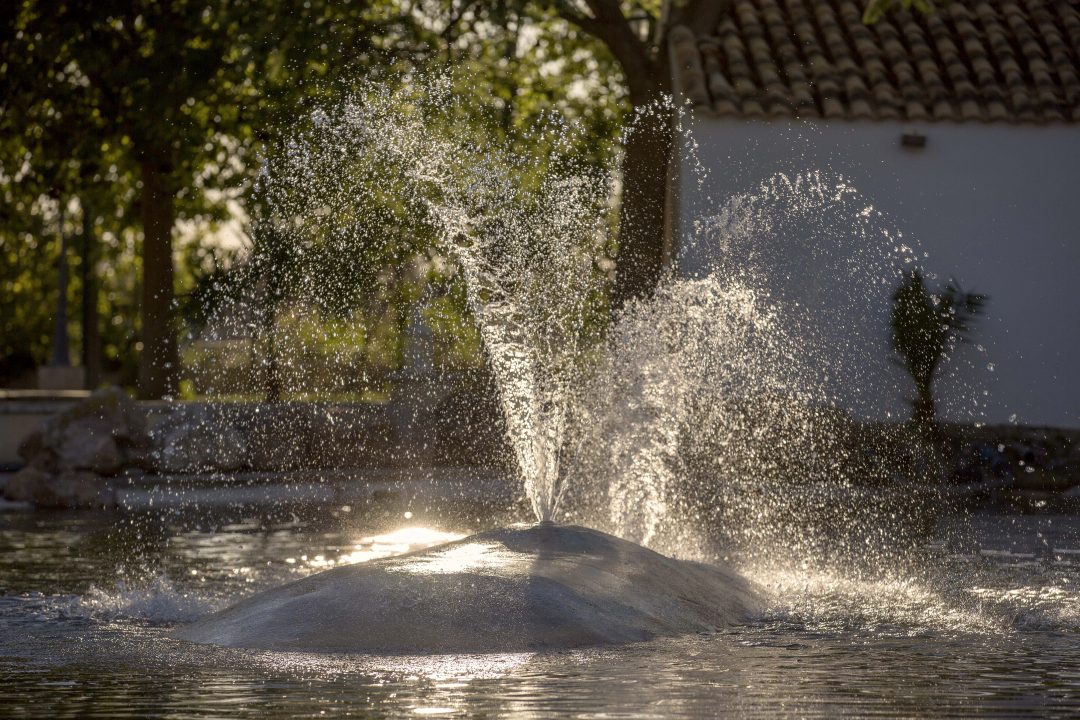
[669,0,1080,123]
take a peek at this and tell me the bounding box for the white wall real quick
[675,118,1080,428]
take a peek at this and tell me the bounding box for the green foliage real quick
[0,225,60,373]
[0,196,142,385]
[890,269,985,427]
[251,66,615,349]
[3,0,940,391]
[1,0,626,394]
[0,0,439,389]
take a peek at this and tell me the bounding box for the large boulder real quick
[5,387,148,507]
[17,386,148,475]
[241,405,319,471]
[174,524,766,652]
[432,371,512,467]
[240,404,394,471]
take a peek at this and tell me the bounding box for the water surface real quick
[1,502,1077,718]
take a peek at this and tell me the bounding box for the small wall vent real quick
[901,130,927,149]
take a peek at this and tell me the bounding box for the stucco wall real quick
[675,118,1080,428]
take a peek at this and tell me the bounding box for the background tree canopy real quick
[1,0,624,398]
[1,1,916,399]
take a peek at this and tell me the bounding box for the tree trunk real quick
[912,381,936,431]
[137,158,179,399]
[610,100,674,312]
[603,16,675,314]
[50,205,71,367]
[556,1,734,313]
[80,200,101,387]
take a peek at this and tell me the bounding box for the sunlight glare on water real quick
[0,504,1077,717]
[333,527,465,567]
[389,541,517,576]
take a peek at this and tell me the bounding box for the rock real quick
[50,386,149,448]
[123,447,157,472]
[174,524,766,652]
[16,429,46,464]
[151,405,246,474]
[312,412,397,469]
[47,470,114,507]
[3,467,112,508]
[19,387,148,476]
[433,374,511,466]
[59,428,125,474]
[8,387,148,507]
[2,467,51,504]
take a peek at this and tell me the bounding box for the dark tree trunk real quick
[80,201,101,387]
[912,382,936,431]
[610,96,674,312]
[560,5,677,313]
[50,208,71,367]
[137,157,179,399]
[554,0,731,313]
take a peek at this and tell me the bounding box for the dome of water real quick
[173,523,765,652]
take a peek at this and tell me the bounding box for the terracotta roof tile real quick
[960,98,984,121]
[668,26,710,107]
[670,0,1080,123]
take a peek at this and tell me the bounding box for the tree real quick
[409,0,714,310]
[4,0,624,397]
[520,0,729,311]
[1,0,432,398]
[890,270,984,429]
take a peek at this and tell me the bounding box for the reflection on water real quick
[318,526,465,568]
[0,504,1077,718]
[389,541,519,576]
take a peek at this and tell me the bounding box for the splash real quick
[259,74,611,521]
[562,171,972,571]
[53,575,220,624]
[256,76,985,564]
[564,275,820,547]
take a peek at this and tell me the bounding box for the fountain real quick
[175,77,767,651]
[4,75,1078,717]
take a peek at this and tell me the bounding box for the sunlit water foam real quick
[39,576,221,624]
[30,521,1076,642]
[749,564,1000,635]
[562,171,935,548]
[555,169,1032,637]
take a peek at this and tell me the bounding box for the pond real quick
[1,497,1077,718]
